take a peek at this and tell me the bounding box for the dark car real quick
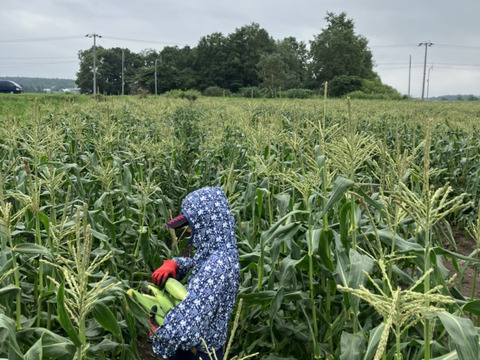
[0,80,23,93]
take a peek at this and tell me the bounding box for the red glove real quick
[149,306,160,331]
[152,260,178,287]
[148,305,160,338]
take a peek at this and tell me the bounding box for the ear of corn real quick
[142,294,167,317]
[164,278,187,301]
[126,288,164,325]
[147,284,175,312]
[126,289,157,311]
[172,298,182,306]
[125,279,187,330]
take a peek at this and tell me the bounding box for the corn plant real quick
[44,204,120,359]
[1,95,480,359]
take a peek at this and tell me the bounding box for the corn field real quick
[1,94,480,360]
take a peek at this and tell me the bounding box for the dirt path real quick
[442,226,480,300]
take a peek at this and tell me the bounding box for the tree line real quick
[76,12,402,99]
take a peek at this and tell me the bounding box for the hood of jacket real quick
[181,186,236,259]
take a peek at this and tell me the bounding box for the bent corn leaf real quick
[57,282,81,347]
[92,301,123,340]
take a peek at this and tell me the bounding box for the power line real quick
[369,43,418,48]
[0,61,78,68]
[376,62,480,68]
[102,35,188,47]
[435,43,480,50]
[370,43,480,50]
[0,35,85,43]
[0,56,76,60]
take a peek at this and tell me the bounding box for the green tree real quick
[77,47,142,95]
[195,32,230,90]
[225,23,276,92]
[76,46,103,94]
[159,46,198,90]
[257,53,286,97]
[308,12,375,89]
[134,63,181,94]
[276,37,308,89]
[132,49,162,94]
[257,37,309,96]
[328,75,363,97]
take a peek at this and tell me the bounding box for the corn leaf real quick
[435,312,479,360]
[0,313,23,359]
[430,350,459,360]
[318,176,354,219]
[340,331,365,360]
[34,329,76,359]
[319,229,335,272]
[363,323,384,360]
[125,292,151,330]
[92,301,123,340]
[88,338,121,354]
[13,243,52,257]
[462,300,480,316]
[24,338,42,360]
[37,210,50,237]
[0,284,20,297]
[56,282,81,347]
[0,258,14,278]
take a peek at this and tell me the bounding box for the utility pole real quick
[408,55,411,98]
[427,64,433,100]
[121,48,125,96]
[155,58,160,96]
[86,33,102,98]
[419,41,433,101]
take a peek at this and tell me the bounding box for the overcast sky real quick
[1,0,479,98]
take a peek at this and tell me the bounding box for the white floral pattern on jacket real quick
[152,187,240,358]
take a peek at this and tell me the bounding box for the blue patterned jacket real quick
[152,187,240,358]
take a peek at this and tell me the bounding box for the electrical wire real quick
[435,43,480,50]
[102,35,189,47]
[0,35,85,43]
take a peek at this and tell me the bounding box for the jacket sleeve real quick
[151,254,229,358]
[172,257,195,280]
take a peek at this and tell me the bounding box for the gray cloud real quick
[1,0,478,97]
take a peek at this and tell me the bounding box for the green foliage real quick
[1,97,480,359]
[279,88,314,99]
[77,46,142,95]
[328,75,403,99]
[308,12,376,88]
[74,15,392,97]
[357,78,403,99]
[203,86,231,97]
[226,23,276,91]
[257,53,287,97]
[163,89,185,98]
[238,86,267,98]
[181,89,201,102]
[329,75,363,97]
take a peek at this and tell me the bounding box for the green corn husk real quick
[164,278,187,301]
[126,289,164,325]
[147,284,176,312]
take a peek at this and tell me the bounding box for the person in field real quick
[149,186,240,360]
